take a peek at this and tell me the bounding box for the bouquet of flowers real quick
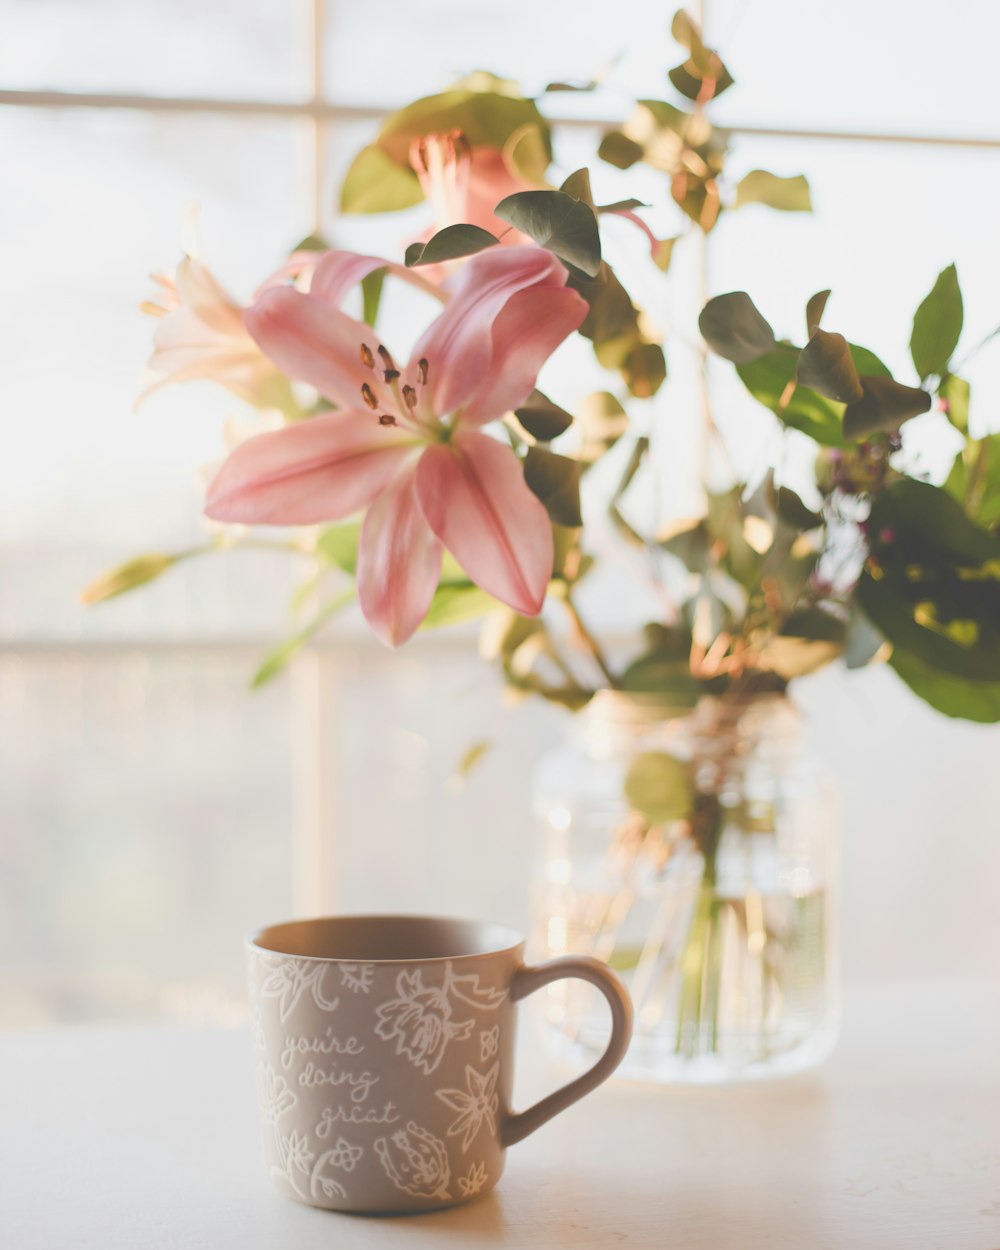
[87,12,1000,1077]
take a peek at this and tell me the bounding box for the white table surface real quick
[3,982,1000,1250]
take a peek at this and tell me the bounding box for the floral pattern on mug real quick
[340,963,375,994]
[457,1160,489,1199]
[436,1062,500,1152]
[374,963,504,1075]
[256,1063,297,1124]
[374,1121,451,1201]
[479,1025,499,1062]
[259,958,340,1022]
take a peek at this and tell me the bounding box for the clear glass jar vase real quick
[533,692,839,1083]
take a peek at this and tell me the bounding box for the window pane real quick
[1,0,306,100]
[0,106,314,641]
[0,652,295,1026]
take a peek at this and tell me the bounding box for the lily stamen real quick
[377,345,396,372]
[402,385,418,410]
[360,383,379,410]
[417,358,429,385]
[359,343,376,369]
[378,413,397,427]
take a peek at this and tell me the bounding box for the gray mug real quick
[246,914,633,1213]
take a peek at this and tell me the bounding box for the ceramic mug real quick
[246,914,633,1213]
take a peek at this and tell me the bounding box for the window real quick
[3,0,999,1026]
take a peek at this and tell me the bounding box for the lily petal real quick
[245,287,392,411]
[357,461,443,646]
[415,427,552,615]
[310,250,446,308]
[408,246,569,418]
[460,285,588,425]
[204,409,417,525]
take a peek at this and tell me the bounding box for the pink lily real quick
[408,132,534,280]
[205,246,587,645]
[138,255,295,413]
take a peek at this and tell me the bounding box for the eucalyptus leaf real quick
[734,170,811,212]
[523,447,583,527]
[805,290,831,336]
[622,342,666,399]
[624,751,694,823]
[578,391,630,463]
[495,189,602,275]
[597,131,644,170]
[596,198,649,213]
[842,376,932,440]
[699,291,776,363]
[559,167,596,208]
[377,89,551,167]
[404,223,500,267]
[515,389,573,442]
[796,331,863,403]
[910,263,963,380]
[339,144,423,214]
[668,60,734,101]
[654,236,678,272]
[774,485,823,530]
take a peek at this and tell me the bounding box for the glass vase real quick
[533,692,839,1083]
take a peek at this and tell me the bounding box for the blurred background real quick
[2,0,999,1028]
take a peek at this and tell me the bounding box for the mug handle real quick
[501,955,633,1147]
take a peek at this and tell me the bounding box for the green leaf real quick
[842,376,931,440]
[598,131,644,170]
[699,291,776,363]
[252,591,355,688]
[734,170,811,212]
[774,485,823,530]
[421,582,498,630]
[844,605,887,669]
[495,189,602,276]
[781,607,846,643]
[858,480,1000,680]
[503,122,550,183]
[596,198,649,214]
[889,647,1000,723]
[523,447,583,526]
[404,223,500,267]
[621,341,667,399]
[315,521,361,575]
[939,373,970,435]
[910,263,963,380]
[653,236,678,272]
[289,232,332,253]
[361,267,385,328]
[455,740,492,781]
[339,144,423,214]
[797,331,863,403]
[377,90,551,167]
[515,389,573,441]
[806,290,831,337]
[624,750,695,823]
[668,11,733,101]
[736,345,846,447]
[578,391,630,463]
[81,551,185,604]
[559,167,596,208]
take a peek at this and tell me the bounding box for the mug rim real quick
[246,912,525,965]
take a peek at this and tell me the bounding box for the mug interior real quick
[249,914,523,962]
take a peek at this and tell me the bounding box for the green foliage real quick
[939,373,970,434]
[81,551,185,604]
[668,9,734,102]
[514,390,574,441]
[404,224,499,267]
[495,189,602,276]
[910,263,963,380]
[252,590,355,688]
[624,750,695,822]
[315,521,361,576]
[699,292,776,363]
[340,145,423,214]
[523,447,583,527]
[858,480,1000,682]
[734,171,812,213]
